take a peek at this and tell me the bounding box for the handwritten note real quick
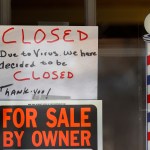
[0,26,98,99]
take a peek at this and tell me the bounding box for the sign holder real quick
[0,0,97,26]
[0,0,11,25]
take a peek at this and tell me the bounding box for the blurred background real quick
[0,0,148,149]
[9,0,148,37]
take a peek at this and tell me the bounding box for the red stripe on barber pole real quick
[148,132,150,141]
[148,95,150,103]
[148,55,150,65]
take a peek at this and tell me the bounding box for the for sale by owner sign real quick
[0,100,102,150]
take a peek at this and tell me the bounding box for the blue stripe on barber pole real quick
[148,75,150,85]
[148,113,150,122]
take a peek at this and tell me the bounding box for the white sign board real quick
[0,26,98,99]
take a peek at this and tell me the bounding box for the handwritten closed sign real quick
[0,26,98,99]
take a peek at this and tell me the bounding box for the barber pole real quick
[144,34,150,150]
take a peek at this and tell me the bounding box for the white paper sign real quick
[0,26,98,99]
